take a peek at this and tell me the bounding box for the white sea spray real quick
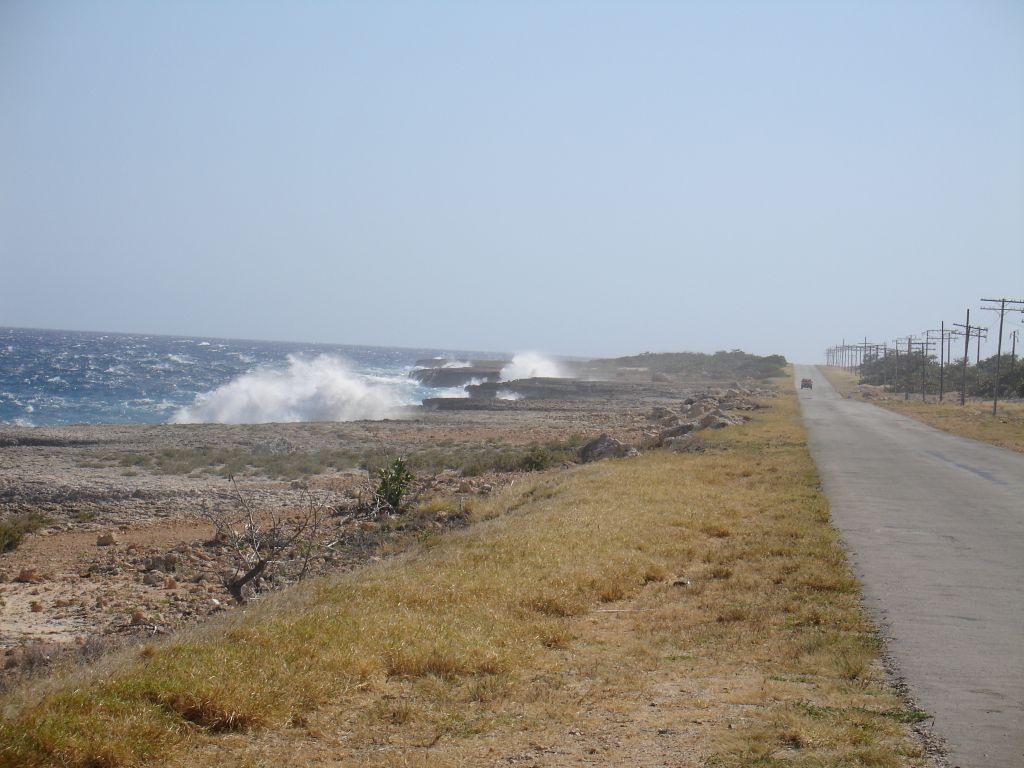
[171,355,415,424]
[500,352,567,381]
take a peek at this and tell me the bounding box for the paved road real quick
[796,366,1024,768]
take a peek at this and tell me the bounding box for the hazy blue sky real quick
[1,0,1021,361]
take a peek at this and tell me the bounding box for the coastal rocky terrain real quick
[0,353,780,683]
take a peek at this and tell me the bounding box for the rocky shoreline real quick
[0,359,777,685]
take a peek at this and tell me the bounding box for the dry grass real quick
[0,394,929,767]
[817,366,861,396]
[821,366,1024,453]
[876,400,1024,453]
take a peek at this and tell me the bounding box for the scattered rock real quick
[15,568,42,584]
[667,434,706,453]
[648,405,676,421]
[578,434,639,462]
[141,554,176,573]
[142,572,164,587]
[96,532,118,546]
[698,410,740,430]
[658,422,697,443]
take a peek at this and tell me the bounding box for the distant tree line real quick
[857,352,1023,399]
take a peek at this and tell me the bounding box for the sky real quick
[1,0,1022,362]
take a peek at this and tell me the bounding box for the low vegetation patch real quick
[79,437,583,480]
[2,395,926,767]
[0,513,49,554]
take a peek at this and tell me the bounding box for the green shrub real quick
[376,458,415,509]
[518,446,554,472]
[0,512,49,553]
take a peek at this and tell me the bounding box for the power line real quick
[980,298,1024,415]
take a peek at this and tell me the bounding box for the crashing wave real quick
[171,355,414,424]
[500,352,567,381]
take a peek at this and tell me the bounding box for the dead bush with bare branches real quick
[201,478,327,603]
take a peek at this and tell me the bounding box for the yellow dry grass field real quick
[821,366,1024,453]
[0,394,931,767]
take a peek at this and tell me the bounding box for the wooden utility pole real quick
[980,298,1024,415]
[904,336,915,400]
[939,322,945,401]
[913,337,933,401]
[923,328,944,401]
[953,310,971,406]
[972,326,988,365]
[892,339,901,393]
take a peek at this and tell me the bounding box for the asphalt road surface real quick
[796,365,1024,768]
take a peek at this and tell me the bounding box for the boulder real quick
[698,410,740,430]
[667,434,706,453]
[648,405,676,421]
[142,554,176,573]
[699,414,733,430]
[96,532,118,546]
[578,434,639,463]
[658,422,697,443]
[15,568,42,583]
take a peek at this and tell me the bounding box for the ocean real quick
[0,327,502,427]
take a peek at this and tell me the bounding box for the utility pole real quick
[923,328,944,401]
[953,310,971,406]
[904,336,915,400]
[973,326,988,365]
[945,327,959,377]
[879,343,888,389]
[1011,329,1019,367]
[939,322,945,401]
[855,339,877,380]
[980,298,1024,415]
[913,337,934,401]
[892,337,911,395]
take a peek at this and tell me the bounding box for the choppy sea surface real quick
[0,327,501,426]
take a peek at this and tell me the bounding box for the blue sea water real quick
[0,327,499,426]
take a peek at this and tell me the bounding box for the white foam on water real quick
[500,352,567,381]
[171,355,414,424]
